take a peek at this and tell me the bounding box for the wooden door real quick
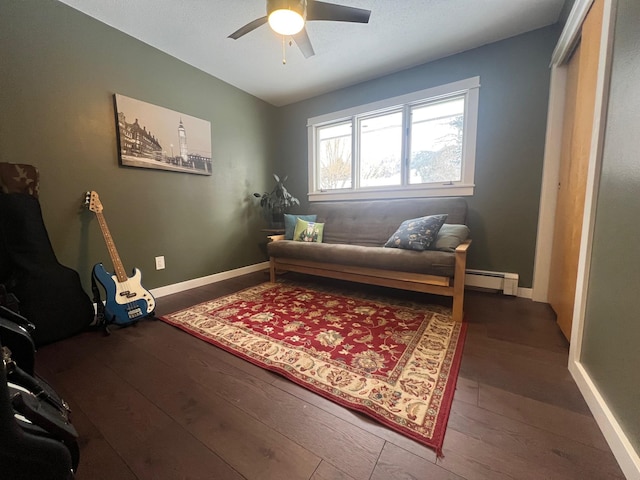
[548,0,604,341]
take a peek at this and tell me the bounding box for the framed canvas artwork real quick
[114,94,212,176]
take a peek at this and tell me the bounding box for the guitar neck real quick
[95,211,128,283]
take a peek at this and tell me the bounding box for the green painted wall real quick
[0,0,277,292]
[276,26,559,288]
[581,0,640,454]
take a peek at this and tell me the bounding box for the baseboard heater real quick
[465,269,519,296]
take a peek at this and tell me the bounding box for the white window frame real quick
[307,77,480,202]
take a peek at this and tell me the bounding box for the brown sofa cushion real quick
[270,198,468,279]
[268,240,456,278]
[309,197,467,247]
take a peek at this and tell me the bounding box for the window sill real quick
[308,184,474,202]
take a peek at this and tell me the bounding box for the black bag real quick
[0,305,36,375]
[0,193,94,346]
[0,341,79,479]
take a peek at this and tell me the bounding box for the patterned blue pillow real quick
[284,214,317,240]
[384,214,448,251]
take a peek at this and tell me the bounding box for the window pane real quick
[318,123,352,190]
[409,96,465,184]
[359,111,402,187]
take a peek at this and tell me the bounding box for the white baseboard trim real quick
[570,360,640,479]
[150,262,270,298]
[517,287,533,299]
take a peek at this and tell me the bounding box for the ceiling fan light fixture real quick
[268,9,304,35]
[267,0,305,36]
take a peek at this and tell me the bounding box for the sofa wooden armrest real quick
[451,239,471,322]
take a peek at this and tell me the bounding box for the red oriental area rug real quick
[160,281,467,456]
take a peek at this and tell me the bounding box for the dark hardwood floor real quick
[35,272,626,479]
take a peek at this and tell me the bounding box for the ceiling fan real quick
[228,0,371,59]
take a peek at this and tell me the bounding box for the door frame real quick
[532,0,596,304]
[533,0,640,476]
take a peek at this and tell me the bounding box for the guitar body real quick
[92,263,155,325]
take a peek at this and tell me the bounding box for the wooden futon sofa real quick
[267,197,471,322]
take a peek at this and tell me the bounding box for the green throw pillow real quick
[293,218,324,243]
[433,224,470,252]
[284,214,317,240]
[384,214,448,251]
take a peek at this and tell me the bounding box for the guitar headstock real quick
[84,191,103,214]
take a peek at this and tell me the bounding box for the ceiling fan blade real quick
[306,1,371,23]
[228,16,268,39]
[293,27,315,58]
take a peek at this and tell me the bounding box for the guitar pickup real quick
[119,291,138,299]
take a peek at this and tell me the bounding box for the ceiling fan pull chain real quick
[282,35,287,64]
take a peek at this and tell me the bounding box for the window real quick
[409,96,465,184]
[359,110,403,188]
[308,77,480,201]
[317,122,352,190]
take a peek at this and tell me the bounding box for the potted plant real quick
[253,174,300,228]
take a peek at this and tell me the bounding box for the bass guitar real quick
[84,191,155,325]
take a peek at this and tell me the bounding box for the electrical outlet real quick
[155,256,165,270]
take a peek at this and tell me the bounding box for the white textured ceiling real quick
[57,0,565,106]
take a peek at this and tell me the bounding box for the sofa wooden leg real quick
[452,295,464,322]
